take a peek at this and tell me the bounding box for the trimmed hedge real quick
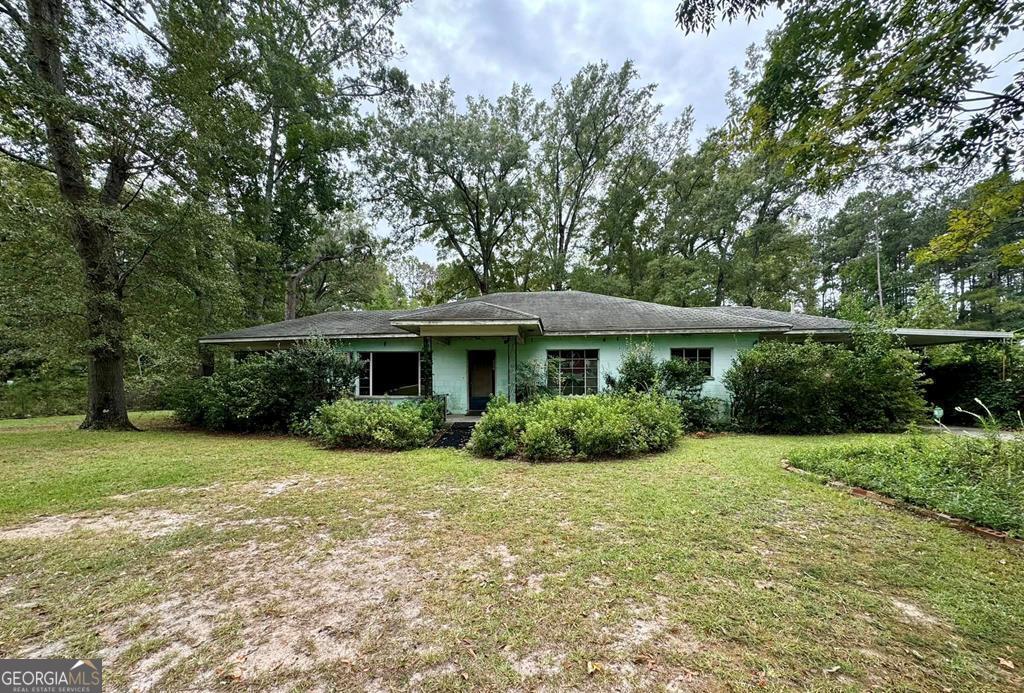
[468,394,681,461]
[303,399,442,450]
[790,433,1024,537]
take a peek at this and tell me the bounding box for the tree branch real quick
[0,143,55,173]
[97,0,171,54]
[0,0,26,29]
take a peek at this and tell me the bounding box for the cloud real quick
[389,0,781,263]
[393,0,781,134]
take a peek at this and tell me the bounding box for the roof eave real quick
[541,326,791,336]
[198,333,417,345]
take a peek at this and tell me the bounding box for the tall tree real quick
[363,81,537,295]
[815,190,934,314]
[913,172,1024,328]
[284,211,390,318]
[676,0,1024,186]
[531,62,674,290]
[0,0,195,428]
[164,0,408,320]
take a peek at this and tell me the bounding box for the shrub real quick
[469,393,680,461]
[605,342,662,393]
[677,396,720,433]
[304,399,439,450]
[790,431,1024,536]
[168,339,364,432]
[661,357,707,399]
[467,396,526,459]
[513,359,556,403]
[418,395,447,431]
[0,370,86,418]
[606,343,721,433]
[724,330,926,434]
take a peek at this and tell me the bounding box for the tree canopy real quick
[1,0,1022,421]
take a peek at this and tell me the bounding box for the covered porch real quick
[393,300,542,415]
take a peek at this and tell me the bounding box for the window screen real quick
[670,347,712,377]
[547,349,599,395]
[357,352,420,396]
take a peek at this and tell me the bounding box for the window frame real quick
[546,349,600,396]
[356,351,421,397]
[670,347,713,379]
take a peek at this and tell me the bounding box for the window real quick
[547,349,599,395]
[670,347,712,378]
[357,352,420,396]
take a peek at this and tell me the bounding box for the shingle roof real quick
[462,292,792,334]
[198,290,1012,345]
[393,300,540,323]
[198,309,412,343]
[704,306,851,331]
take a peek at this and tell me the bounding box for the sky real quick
[388,1,1022,266]
[392,0,781,139]
[389,0,781,262]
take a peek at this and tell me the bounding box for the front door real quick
[467,350,495,414]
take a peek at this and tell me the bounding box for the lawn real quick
[0,414,1022,691]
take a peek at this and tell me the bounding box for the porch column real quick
[420,337,433,397]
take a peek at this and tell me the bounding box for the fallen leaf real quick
[587,661,606,675]
[998,658,1015,670]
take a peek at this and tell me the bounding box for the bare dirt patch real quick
[601,603,705,659]
[507,648,566,678]
[95,518,436,689]
[0,510,193,541]
[891,598,942,626]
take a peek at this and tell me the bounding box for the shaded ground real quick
[0,413,1022,691]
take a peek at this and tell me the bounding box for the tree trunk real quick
[76,215,133,430]
[26,0,134,430]
[263,106,281,236]
[285,271,302,320]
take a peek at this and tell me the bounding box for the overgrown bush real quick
[513,359,557,403]
[605,342,721,432]
[167,340,363,432]
[605,342,662,393]
[468,393,680,461]
[790,429,1024,537]
[724,329,925,434]
[303,399,440,450]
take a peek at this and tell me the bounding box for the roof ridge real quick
[470,300,540,319]
[693,306,795,328]
[392,301,470,318]
[394,299,539,320]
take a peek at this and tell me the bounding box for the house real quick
[199,291,1013,416]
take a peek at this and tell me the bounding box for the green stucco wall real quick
[517,333,758,402]
[432,337,515,414]
[332,333,758,415]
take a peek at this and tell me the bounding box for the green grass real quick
[790,434,1024,537]
[1,414,1022,691]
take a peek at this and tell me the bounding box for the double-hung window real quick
[670,347,712,378]
[357,352,420,396]
[547,349,599,395]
